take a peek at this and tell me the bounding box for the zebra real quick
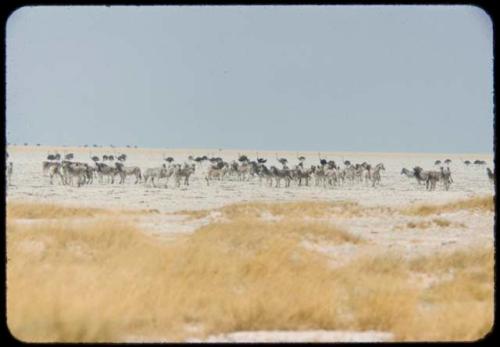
[362,163,372,184]
[413,167,429,186]
[292,163,313,186]
[42,161,60,175]
[440,167,453,191]
[312,165,325,186]
[205,162,229,185]
[414,166,441,191]
[401,168,415,178]
[173,163,196,187]
[402,167,424,186]
[143,164,170,187]
[237,161,253,181]
[61,161,88,187]
[95,162,118,184]
[45,162,64,185]
[426,170,442,191]
[487,168,495,185]
[84,164,96,184]
[323,165,338,187]
[256,164,274,187]
[371,163,385,187]
[114,162,142,184]
[270,166,292,188]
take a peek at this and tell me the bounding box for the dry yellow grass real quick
[173,200,364,221]
[404,195,494,216]
[6,201,493,342]
[6,200,159,220]
[7,201,108,219]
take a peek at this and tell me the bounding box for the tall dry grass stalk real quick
[6,201,494,342]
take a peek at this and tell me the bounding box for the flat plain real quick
[6,145,495,342]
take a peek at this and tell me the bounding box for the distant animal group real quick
[400,166,453,191]
[400,160,495,190]
[5,151,495,191]
[203,154,386,188]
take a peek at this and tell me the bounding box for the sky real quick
[5,5,494,153]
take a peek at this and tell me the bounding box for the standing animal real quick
[47,163,64,185]
[293,164,313,186]
[270,166,292,188]
[205,161,229,185]
[413,166,441,191]
[256,164,274,187]
[173,163,196,187]
[371,163,385,187]
[61,161,88,187]
[439,167,453,191]
[95,162,118,184]
[116,164,142,184]
[143,164,170,187]
[413,167,430,188]
[401,168,414,178]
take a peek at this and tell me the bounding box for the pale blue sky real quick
[6,5,494,153]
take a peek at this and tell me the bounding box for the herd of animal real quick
[4,151,496,190]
